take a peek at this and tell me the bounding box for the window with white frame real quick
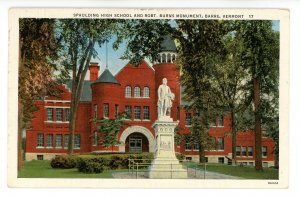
[236,146,241,156]
[46,134,53,148]
[262,146,267,157]
[125,86,131,97]
[93,132,97,146]
[104,103,109,118]
[248,146,253,157]
[56,108,63,121]
[218,116,224,127]
[125,105,132,119]
[74,134,80,149]
[134,87,140,97]
[185,113,192,126]
[64,135,69,149]
[185,142,192,151]
[242,146,247,157]
[143,106,150,120]
[37,133,44,147]
[134,106,141,119]
[143,87,150,98]
[115,104,119,118]
[47,108,53,121]
[217,137,224,150]
[193,143,199,151]
[56,134,62,148]
[66,108,70,121]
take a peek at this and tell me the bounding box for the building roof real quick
[66,80,92,102]
[93,69,120,84]
[160,35,177,53]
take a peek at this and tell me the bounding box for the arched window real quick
[134,87,140,97]
[143,87,150,98]
[125,86,131,97]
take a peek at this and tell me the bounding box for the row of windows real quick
[236,146,267,157]
[125,86,150,98]
[37,133,80,149]
[185,137,224,151]
[47,108,70,122]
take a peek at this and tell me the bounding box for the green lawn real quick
[185,162,279,179]
[18,160,125,178]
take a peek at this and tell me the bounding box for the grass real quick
[18,160,126,178]
[184,162,279,179]
[19,159,279,179]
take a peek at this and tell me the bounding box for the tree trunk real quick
[254,77,263,171]
[231,110,237,166]
[199,144,206,163]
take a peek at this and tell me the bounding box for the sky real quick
[90,20,280,79]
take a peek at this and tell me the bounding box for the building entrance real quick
[125,132,149,153]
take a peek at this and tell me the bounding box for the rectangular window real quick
[263,162,268,167]
[193,143,199,151]
[56,134,62,148]
[143,106,150,120]
[64,135,69,149]
[125,105,132,119]
[134,106,141,120]
[242,146,247,156]
[37,133,44,147]
[104,103,109,118]
[248,146,253,157]
[37,155,44,160]
[185,113,192,126]
[115,104,119,118]
[185,143,191,151]
[93,132,97,146]
[74,134,80,149]
[56,108,63,121]
[94,105,97,119]
[47,108,53,121]
[248,162,254,166]
[218,116,224,127]
[262,146,267,157]
[236,146,241,156]
[218,157,224,164]
[65,108,70,121]
[46,134,53,148]
[217,137,224,150]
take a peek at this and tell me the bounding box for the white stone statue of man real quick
[157,78,175,117]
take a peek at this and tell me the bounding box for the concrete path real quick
[111,168,241,179]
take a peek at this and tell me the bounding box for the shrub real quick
[77,157,107,173]
[175,153,185,161]
[50,155,77,169]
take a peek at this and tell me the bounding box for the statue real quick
[157,78,175,118]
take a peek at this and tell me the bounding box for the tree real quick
[58,19,123,154]
[19,19,60,170]
[209,30,252,165]
[94,113,127,151]
[236,21,279,171]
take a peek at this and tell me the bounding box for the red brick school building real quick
[25,37,275,167]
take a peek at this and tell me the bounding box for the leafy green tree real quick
[19,18,60,170]
[94,113,127,151]
[58,19,123,154]
[236,21,279,171]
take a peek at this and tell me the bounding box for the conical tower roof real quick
[93,69,119,84]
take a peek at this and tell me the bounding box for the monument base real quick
[148,117,188,179]
[148,158,188,179]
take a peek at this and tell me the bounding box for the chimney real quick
[89,62,99,81]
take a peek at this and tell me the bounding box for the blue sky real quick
[91,20,280,77]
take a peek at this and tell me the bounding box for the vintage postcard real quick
[7,8,289,188]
